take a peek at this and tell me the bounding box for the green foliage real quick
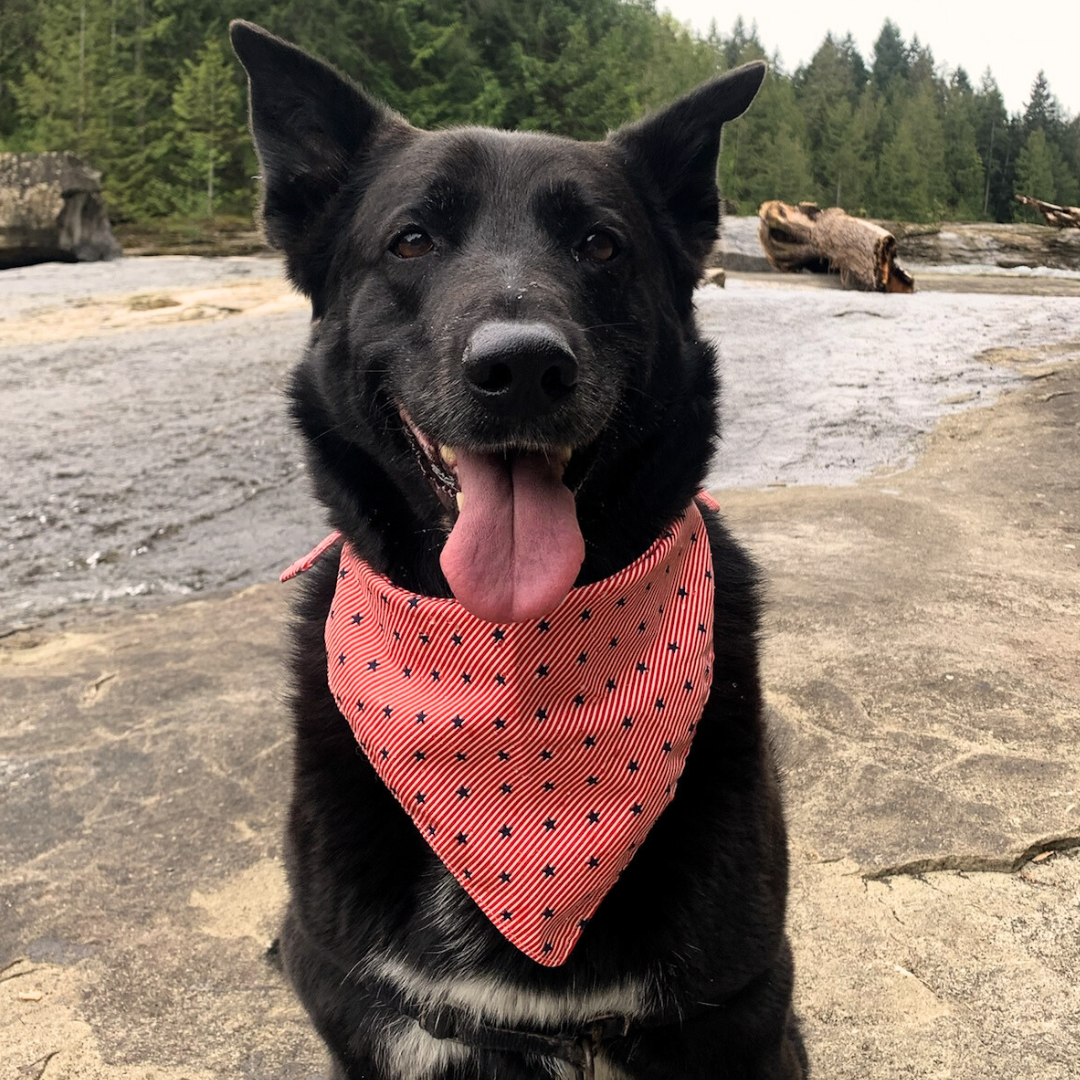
[796,35,874,210]
[1014,129,1061,216]
[171,36,249,217]
[941,74,986,219]
[719,63,815,212]
[1023,71,1061,135]
[871,20,908,95]
[3,2,1078,225]
[0,0,37,143]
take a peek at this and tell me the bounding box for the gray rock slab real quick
[0,307,320,631]
[715,213,773,272]
[1,259,1078,1079]
[720,354,1080,875]
[0,152,121,268]
[0,586,326,1078]
[0,254,282,318]
[702,281,1080,489]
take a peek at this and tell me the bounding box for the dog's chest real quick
[375,956,646,1080]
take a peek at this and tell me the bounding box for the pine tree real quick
[906,36,935,90]
[1023,71,1060,135]
[871,20,909,94]
[722,16,754,69]
[263,0,409,107]
[1018,70,1078,208]
[942,70,985,219]
[171,35,247,217]
[1014,128,1059,215]
[401,11,495,128]
[14,0,111,158]
[719,62,814,212]
[635,11,719,114]
[973,70,1010,220]
[796,34,873,207]
[816,98,873,209]
[875,116,933,221]
[836,34,869,95]
[1060,117,1080,206]
[0,0,37,144]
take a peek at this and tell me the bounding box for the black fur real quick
[231,20,804,1079]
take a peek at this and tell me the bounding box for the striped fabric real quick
[299,501,715,965]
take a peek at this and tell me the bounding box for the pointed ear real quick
[611,62,766,267]
[229,21,409,295]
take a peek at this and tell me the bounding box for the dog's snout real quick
[463,321,577,417]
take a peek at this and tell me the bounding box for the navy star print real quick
[310,497,716,966]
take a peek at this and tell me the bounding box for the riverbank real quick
[1,257,1077,1079]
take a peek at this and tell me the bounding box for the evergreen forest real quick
[1,0,1077,226]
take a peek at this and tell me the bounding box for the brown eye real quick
[392,229,433,259]
[580,230,618,263]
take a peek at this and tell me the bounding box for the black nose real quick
[463,321,577,417]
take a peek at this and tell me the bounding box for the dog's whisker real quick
[579,321,636,333]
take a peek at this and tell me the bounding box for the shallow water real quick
[3,257,1078,629]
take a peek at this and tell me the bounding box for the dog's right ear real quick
[229,21,408,295]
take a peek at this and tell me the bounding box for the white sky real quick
[660,0,1080,117]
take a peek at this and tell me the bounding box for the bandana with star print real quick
[283,499,716,965]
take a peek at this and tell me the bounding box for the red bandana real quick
[283,501,715,965]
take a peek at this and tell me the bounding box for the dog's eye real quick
[392,230,434,259]
[580,230,619,264]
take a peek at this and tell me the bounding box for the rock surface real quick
[891,219,1080,271]
[0,261,1078,1079]
[0,152,122,269]
[715,213,773,272]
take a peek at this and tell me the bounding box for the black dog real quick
[231,21,804,1080]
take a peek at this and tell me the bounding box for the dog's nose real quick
[463,321,577,417]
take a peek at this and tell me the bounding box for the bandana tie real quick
[284,500,715,965]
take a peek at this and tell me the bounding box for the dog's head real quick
[231,22,763,622]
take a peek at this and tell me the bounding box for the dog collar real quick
[284,500,715,965]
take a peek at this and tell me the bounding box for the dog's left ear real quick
[611,62,766,267]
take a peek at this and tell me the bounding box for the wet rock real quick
[0,152,122,269]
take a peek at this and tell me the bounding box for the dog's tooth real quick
[556,447,572,466]
[440,446,458,468]
[455,492,465,511]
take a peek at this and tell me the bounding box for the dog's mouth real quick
[401,410,585,624]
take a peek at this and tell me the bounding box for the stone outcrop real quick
[886,220,1080,270]
[713,216,1080,275]
[0,151,122,269]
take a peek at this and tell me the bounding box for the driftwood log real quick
[0,152,121,269]
[758,201,914,293]
[1015,194,1080,229]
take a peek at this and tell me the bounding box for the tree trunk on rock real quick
[1015,194,1080,229]
[758,201,914,293]
[0,152,122,269]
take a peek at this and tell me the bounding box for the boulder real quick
[0,151,122,269]
[710,214,774,272]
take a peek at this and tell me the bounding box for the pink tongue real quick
[440,451,585,623]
